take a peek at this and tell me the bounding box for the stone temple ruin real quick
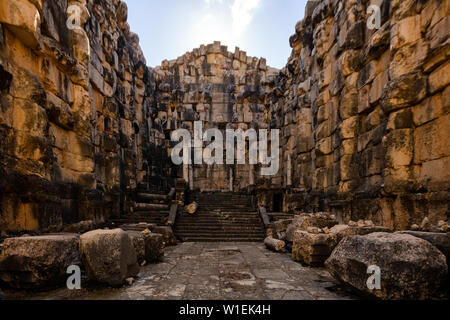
[0,0,449,300]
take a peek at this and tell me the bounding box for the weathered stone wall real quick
[0,0,448,234]
[266,0,449,229]
[0,0,170,234]
[152,42,279,191]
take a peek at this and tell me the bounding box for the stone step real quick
[137,193,171,201]
[134,203,169,211]
[176,192,264,242]
[179,237,264,242]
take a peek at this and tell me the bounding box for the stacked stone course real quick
[0,0,449,234]
[0,0,172,234]
[261,0,449,229]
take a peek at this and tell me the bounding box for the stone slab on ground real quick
[0,234,80,289]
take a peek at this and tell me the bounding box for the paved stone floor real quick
[5,242,355,300]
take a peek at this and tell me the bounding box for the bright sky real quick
[125,0,307,69]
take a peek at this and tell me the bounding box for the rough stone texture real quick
[125,230,164,265]
[143,233,165,263]
[396,231,450,265]
[264,237,286,252]
[152,226,177,246]
[286,213,338,242]
[292,231,338,267]
[0,234,80,288]
[266,219,293,240]
[79,229,140,287]
[325,233,448,300]
[62,220,95,234]
[3,242,354,300]
[330,224,392,243]
[152,42,278,192]
[254,0,450,229]
[0,0,174,235]
[125,231,146,265]
[0,0,448,235]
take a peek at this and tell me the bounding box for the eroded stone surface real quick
[3,243,354,300]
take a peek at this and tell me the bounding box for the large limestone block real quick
[125,231,165,264]
[325,233,448,300]
[0,0,41,48]
[286,213,338,242]
[0,234,80,289]
[79,229,140,287]
[381,73,427,113]
[292,231,338,267]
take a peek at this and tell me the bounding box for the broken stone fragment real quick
[286,213,338,242]
[0,234,80,289]
[420,217,432,232]
[292,230,338,267]
[185,202,199,215]
[325,233,448,300]
[79,229,140,287]
[264,237,286,253]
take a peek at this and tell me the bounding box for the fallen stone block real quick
[143,233,165,263]
[325,233,448,300]
[79,229,140,287]
[292,230,338,267]
[0,234,80,289]
[264,237,286,252]
[286,213,338,242]
[152,226,177,246]
[125,231,146,265]
[125,231,165,265]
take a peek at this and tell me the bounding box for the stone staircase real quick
[112,186,176,227]
[174,192,266,242]
[132,190,172,225]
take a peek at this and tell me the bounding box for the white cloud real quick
[204,0,223,5]
[231,0,261,36]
